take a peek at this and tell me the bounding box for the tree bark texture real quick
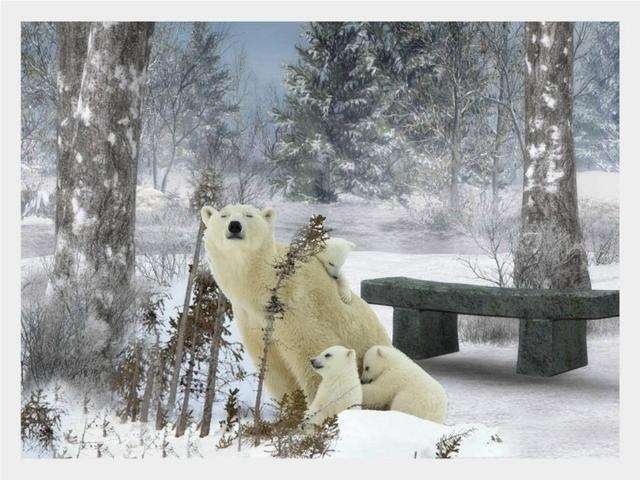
[514,22,590,290]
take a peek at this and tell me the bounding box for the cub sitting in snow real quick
[306,345,362,425]
[361,345,447,424]
[317,238,356,304]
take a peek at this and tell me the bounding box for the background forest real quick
[20,21,619,459]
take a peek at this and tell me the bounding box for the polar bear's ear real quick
[376,347,384,358]
[347,349,355,357]
[261,207,276,224]
[201,206,217,224]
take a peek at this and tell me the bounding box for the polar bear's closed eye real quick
[201,204,277,252]
[317,238,356,304]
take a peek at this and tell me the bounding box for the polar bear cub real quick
[317,238,356,304]
[306,345,362,425]
[361,345,447,423]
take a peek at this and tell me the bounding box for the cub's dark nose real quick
[228,221,242,234]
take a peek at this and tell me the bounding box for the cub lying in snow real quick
[306,345,362,425]
[317,238,356,304]
[361,345,447,423]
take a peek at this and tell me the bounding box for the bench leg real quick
[516,318,588,376]
[392,308,459,360]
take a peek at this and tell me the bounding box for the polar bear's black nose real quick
[228,221,242,234]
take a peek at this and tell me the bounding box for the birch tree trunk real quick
[199,292,227,437]
[448,23,463,212]
[513,22,590,290]
[51,23,89,285]
[51,22,154,341]
[166,221,205,414]
[491,22,510,203]
[139,331,160,423]
[175,305,202,437]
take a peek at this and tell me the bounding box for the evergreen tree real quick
[573,22,619,171]
[271,22,401,201]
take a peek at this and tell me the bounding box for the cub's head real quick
[200,204,276,252]
[309,345,356,378]
[322,238,356,277]
[361,345,393,384]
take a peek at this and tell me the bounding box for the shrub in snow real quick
[406,192,453,232]
[136,185,192,226]
[21,266,145,388]
[21,185,55,219]
[454,190,520,288]
[243,389,339,459]
[579,198,619,266]
[435,428,475,459]
[21,389,62,452]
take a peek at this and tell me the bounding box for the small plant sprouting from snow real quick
[435,427,475,459]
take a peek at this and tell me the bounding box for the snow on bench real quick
[361,277,619,377]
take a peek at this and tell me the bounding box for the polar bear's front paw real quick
[339,287,353,304]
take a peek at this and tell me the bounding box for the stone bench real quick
[360,277,619,376]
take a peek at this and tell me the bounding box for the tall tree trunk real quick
[51,23,89,287]
[154,351,168,430]
[139,332,160,423]
[491,22,510,203]
[199,292,227,437]
[166,222,205,414]
[159,140,176,192]
[513,22,590,290]
[175,305,201,437]
[122,341,142,422]
[51,22,154,341]
[448,23,463,212]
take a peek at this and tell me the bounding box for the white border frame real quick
[2,1,639,478]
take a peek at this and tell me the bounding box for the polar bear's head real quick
[309,345,356,378]
[200,204,276,252]
[318,238,356,278]
[360,345,395,384]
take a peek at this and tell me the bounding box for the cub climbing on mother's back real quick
[361,345,447,423]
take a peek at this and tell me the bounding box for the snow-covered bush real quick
[454,190,520,287]
[579,198,619,265]
[21,268,145,388]
[21,167,55,219]
[136,185,193,227]
[405,192,452,232]
[21,389,62,452]
[458,316,519,345]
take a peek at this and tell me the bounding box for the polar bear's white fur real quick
[200,204,391,403]
[306,345,362,425]
[317,238,356,303]
[361,345,447,423]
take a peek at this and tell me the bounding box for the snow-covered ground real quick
[21,250,619,458]
[20,170,619,458]
[22,396,508,459]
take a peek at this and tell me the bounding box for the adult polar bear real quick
[200,203,391,402]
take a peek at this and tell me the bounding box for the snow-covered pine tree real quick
[21,22,59,218]
[514,22,591,290]
[365,22,491,207]
[51,22,154,347]
[477,22,525,202]
[271,22,398,201]
[573,22,619,172]
[422,22,489,211]
[142,23,233,191]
